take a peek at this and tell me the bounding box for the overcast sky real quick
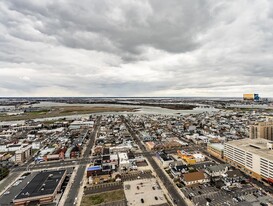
[0,0,273,97]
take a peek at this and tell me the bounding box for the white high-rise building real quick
[224,138,273,183]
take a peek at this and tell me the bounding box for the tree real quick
[0,167,9,181]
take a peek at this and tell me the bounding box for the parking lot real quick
[0,172,37,206]
[193,191,237,206]
[120,170,153,182]
[84,182,123,194]
[181,184,237,206]
[182,184,219,197]
[181,182,273,206]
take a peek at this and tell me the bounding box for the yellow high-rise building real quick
[243,93,260,101]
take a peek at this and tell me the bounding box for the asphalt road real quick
[0,172,21,195]
[64,116,101,206]
[122,116,187,206]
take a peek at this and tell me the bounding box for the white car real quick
[3,191,10,195]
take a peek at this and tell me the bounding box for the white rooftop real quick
[209,143,225,151]
[225,138,273,161]
[124,178,167,206]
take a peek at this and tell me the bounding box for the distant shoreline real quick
[61,102,197,110]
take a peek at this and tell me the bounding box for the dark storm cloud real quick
[6,0,212,55]
[0,0,273,97]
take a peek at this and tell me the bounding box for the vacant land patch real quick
[80,190,125,206]
[0,106,137,121]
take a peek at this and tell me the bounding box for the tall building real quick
[15,145,32,163]
[243,93,260,101]
[250,122,273,140]
[224,138,273,183]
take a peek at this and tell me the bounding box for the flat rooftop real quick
[225,138,273,161]
[209,143,224,151]
[15,145,31,154]
[14,170,66,200]
[157,152,172,161]
[124,178,168,206]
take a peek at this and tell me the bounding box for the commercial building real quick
[118,152,130,170]
[13,170,66,206]
[15,145,32,163]
[224,138,273,182]
[207,143,224,159]
[69,120,94,129]
[156,151,174,168]
[177,150,205,165]
[250,121,273,140]
[87,165,102,177]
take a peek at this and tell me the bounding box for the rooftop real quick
[14,170,66,201]
[225,138,273,161]
[206,164,229,173]
[183,171,206,182]
[209,143,225,151]
[157,151,172,161]
[124,178,168,206]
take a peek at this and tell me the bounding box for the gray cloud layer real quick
[0,0,273,97]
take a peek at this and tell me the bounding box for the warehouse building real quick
[224,138,273,182]
[13,170,66,206]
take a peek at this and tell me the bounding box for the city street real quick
[122,115,188,206]
[64,116,101,206]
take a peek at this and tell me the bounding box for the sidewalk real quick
[0,172,21,196]
[59,166,79,206]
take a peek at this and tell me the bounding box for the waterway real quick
[0,102,218,125]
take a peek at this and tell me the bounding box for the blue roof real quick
[87,166,101,171]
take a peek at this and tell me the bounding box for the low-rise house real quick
[205,164,229,178]
[222,170,245,186]
[170,164,189,178]
[181,171,209,186]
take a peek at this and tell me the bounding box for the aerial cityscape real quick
[0,96,273,206]
[1,1,273,206]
